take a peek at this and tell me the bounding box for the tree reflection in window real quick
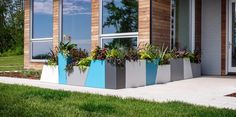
[102,0,138,34]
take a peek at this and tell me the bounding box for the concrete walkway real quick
[0,76,236,109]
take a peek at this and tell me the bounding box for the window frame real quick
[30,0,53,62]
[99,0,139,48]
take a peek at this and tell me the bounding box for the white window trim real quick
[99,0,138,48]
[30,0,53,62]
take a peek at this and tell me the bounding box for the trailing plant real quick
[58,42,77,57]
[47,48,58,66]
[106,48,125,66]
[139,44,159,62]
[76,57,92,71]
[91,46,108,60]
[188,51,201,64]
[125,48,139,62]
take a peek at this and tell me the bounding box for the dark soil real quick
[0,72,40,80]
[226,93,236,97]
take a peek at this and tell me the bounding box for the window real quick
[101,0,138,48]
[171,0,195,51]
[62,0,92,51]
[31,0,53,60]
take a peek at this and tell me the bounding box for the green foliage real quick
[66,48,89,73]
[139,44,159,61]
[0,0,24,55]
[91,46,108,60]
[103,0,138,33]
[47,49,58,66]
[188,51,201,64]
[58,42,77,57]
[76,57,92,71]
[158,46,174,65]
[106,48,125,66]
[0,55,23,71]
[125,48,139,62]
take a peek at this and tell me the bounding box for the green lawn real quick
[0,83,235,117]
[0,55,23,71]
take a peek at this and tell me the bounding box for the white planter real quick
[156,64,171,84]
[40,65,58,84]
[183,58,193,79]
[191,63,201,78]
[67,66,89,86]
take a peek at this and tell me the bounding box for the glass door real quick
[228,0,236,72]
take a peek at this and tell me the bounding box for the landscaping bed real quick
[0,83,236,117]
[0,70,41,80]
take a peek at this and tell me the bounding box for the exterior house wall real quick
[24,0,60,70]
[151,0,171,48]
[201,0,222,75]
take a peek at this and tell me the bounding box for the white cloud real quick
[63,0,91,15]
[33,0,91,15]
[34,0,53,15]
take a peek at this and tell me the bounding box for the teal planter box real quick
[85,60,126,89]
[146,59,159,85]
[85,60,106,88]
[58,53,71,85]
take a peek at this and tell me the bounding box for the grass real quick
[0,83,235,117]
[0,55,23,71]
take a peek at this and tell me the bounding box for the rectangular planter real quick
[105,62,125,89]
[191,63,201,78]
[85,60,126,89]
[40,65,58,84]
[156,64,171,84]
[67,66,89,86]
[125,59,159,88]
[170,58,193,81]
[58,53,71,85]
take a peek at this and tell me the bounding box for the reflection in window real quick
[62,0,91,51]
[102,0,138,34]
[32,41,53,59]
[31,0,53,60]
[33,0,53,38]
[171,0,190,50]
[102,38,137,49]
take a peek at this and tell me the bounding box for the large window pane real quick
[32,41,53,59]
[102,0,138,34]
[102,37,137,48]
[32,0,53,38]
[171,0,190,50]
[62,0,91,51]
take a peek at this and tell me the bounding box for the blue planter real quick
[85,60,106,88]
[58,53,71,85]
[146,59,159,85]
[85,60,126,89]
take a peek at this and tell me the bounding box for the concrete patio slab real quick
[0,76,236,109]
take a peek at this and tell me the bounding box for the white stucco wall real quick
[201,0,222,75]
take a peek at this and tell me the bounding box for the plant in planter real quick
[188,51,201,78]
[171,49,193,81]
[124,44,160,88]
[85,46,108,88]
[139,44,160,86]
[58,42,77,84]
[40,49,59,83]
[156,46,173,84]
[66,48,89,86]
